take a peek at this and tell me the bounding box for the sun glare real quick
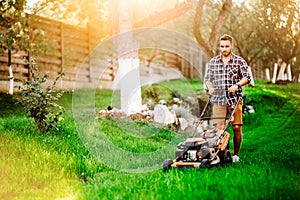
[27,0,40,8]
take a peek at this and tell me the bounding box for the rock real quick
[246,105,255,113]
[178,117,188,130]
[153,104,175,124]
[173,97,181,103]
[159,99,167,105]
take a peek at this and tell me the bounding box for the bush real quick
[17,59,65,132]
[142,85,163,104]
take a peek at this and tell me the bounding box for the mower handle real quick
[206,88,237,95]
[205,88,241,102]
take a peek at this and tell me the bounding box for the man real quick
[204,34,251,162]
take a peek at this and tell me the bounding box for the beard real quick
[222,51,232,58]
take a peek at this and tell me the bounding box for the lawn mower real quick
[163,90,241,170]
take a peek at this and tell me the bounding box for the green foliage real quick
[225,0,300,69]
[0,0,25,28]
[0,0,26,52]
[142,85,165,104]
[0,0,51,57]
[35,0,110,29]
[142,79,200,104]
[17,60,65,132]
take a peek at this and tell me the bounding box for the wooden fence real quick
[0,14,268,92]
[0,14,211,92]
[0,14,114,91]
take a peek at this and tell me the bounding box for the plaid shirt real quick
[205,53,251,106]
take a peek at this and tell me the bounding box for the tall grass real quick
[0,80,299,199]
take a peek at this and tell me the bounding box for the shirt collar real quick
[217,53,236,61]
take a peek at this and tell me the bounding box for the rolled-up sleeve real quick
[205,61,214,83]
[240,59,251,84]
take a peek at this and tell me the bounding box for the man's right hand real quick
[205,81,214,96]
[208,88,215,96]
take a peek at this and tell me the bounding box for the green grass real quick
[98,117,176,153]
[0,79,299,199]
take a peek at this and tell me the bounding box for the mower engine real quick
[163,129,232,169]
[176,138,213,162]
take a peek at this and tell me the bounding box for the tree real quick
[0,0,50,58]
[0,0,27,64]
[224,1,269,66]
[257,0,300,65]
[110,0,142,115]
[34,0,193,38]
[1,0,28,94]
[0,0,55,94]
[193,0,233,57]
[33,0,110,37]
[225,0,300,80]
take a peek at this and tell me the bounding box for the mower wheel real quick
[200,159,209,168]
[218,149,232,164]
[163,159,173,171]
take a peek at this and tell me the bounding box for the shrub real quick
[17,59,65,132]
[142,85,163,104]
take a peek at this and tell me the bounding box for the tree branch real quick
[193,0,213,57]
[208,0,232,55]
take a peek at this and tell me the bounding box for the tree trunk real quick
[193,0,212,56]
[194,0,232,57]
[208,0,232,55]
[8,50,14,95]
[110,0,142,115]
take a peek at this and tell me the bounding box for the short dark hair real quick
[220,34,233,43]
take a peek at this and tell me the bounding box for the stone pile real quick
[98,97,203,132]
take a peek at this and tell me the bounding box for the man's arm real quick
[228,58,251,93]
[228,77,249,93]
[205,80,214,95]
[237,77,250,87]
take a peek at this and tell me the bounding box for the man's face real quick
[220,40,232,57]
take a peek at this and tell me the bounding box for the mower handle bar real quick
[206,88,238,96]
[199,88,242,121]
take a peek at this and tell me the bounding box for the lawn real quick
[0,80,299,200]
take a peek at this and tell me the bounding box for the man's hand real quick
[208,88,215,96]
[228,84,239,93]
[205,81,215,96]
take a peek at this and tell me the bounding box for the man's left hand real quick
[228,84,239,93]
